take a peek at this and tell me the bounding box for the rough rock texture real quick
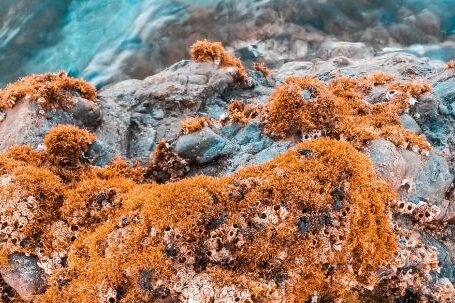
[0,253,47,301]
[1,40,455,301]
[366,139,406,190]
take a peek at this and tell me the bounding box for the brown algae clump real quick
[264,75,431,151]
[191,39,248,83]
[0,71,96,110]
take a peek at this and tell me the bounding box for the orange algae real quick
[226,99,253,125]
[446,60,455,69]
[264,74,431,150]
[180,116,211,134]
[191,40,248,83]
[253,62,272,78]
[0,122,398,302]
[0,72,96,111]
[44,124,96,164]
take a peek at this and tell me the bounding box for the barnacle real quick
[0,131,400,302]
[264,75,431,150]
[0,72,96,111]
[144,139,189,183]
[191,40,248,83]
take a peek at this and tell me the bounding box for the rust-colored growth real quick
[92,156,145,183]
[34,138,397,302]
[0,72,96,110]
[145,139,189,183]
[388,81,431,98]
[368,72,395,85]
[253,62,272,78]
[446,60,455,69]
[43,125,95,164]
[264,75,431,150]
[190,39,248,83]
[227,99,249,124]
[180,116,210,134]
[2,145,43,166]
[61,175,136,229]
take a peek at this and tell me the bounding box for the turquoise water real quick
[1,0,455,87]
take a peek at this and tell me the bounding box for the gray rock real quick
[433,79,455,107]
[219,124,242,139]
[94,60,236,162]
[410,152,453,203]
[70,97,102,127]
[401,149,422,182]
[0,253,47,301]
[275,61,313,81]
[247,141,294,167]
[400,113,422,134]
[175,127,238,164]
[365,139,406,190]
[317,41,374,60]
[0,99,96,152]
[416,9,441,37]
[233,123,273,154]
[413,93,455,148]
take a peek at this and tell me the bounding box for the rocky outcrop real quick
[1,40,455,301]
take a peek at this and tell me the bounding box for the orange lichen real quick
[0,72,96,110]
[92,156,145,183]
[253,62,272,78]
[264,75,431,150]
[191,39,248,83]
[367,72,395,85]
[180,116,210,134]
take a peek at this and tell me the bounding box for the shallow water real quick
[1,0,455,88]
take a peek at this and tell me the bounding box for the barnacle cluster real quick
[0,124,404,302]
[144,139,189,183]
[0,42,453,302]
[0,72,96,111]
[264,75,431,151]
[191,40,248,83]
